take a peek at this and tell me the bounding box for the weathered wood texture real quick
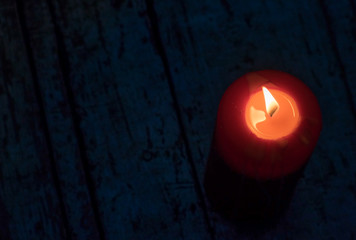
[0,2,67,239]
[0,0,355,239]
[321,0,356,111]
[18,0,101,238]
[19,0,211,239]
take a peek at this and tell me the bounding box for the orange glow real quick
[245,87,300,140]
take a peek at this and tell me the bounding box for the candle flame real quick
[262,87,279,117]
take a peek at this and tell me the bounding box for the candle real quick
[204,70,322,223]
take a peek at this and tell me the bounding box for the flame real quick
[262,87,279,117]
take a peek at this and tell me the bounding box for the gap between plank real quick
[144,0,216,239]
[14,0,72,238]
[44,1,107,239]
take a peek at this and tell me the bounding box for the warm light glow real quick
[262,87,279,117]
[250,106,266,129]
[245,88,300,140]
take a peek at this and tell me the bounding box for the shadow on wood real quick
[204,142,306,232]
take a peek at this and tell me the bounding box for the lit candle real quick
[204,70,322,222]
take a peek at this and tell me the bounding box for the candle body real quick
[204,148,305,223]
[204,70,322,222]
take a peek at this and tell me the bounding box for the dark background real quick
[0,0,355,239]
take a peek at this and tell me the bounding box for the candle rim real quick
[215,70,322,179]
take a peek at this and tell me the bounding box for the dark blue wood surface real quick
[0,0,355,239]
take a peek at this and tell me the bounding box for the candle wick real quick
[269,106,278,117]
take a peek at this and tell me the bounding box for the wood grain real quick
[26,0,212,239]
[152,0,356,239]
[0,0,355,239]
[0,2,66,239]
[17,0,102,239]
[320,0,356,114]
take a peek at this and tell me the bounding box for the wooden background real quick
[0,0,355,239]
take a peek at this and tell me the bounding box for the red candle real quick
[204,70,322,222]
[215,70,322,179]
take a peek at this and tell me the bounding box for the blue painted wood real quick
[19,0,101,239]
[320,0,356,114]
[32,0,211,239]
[0,2,66,239]
[152,0,356,239]
[0,0,355,239]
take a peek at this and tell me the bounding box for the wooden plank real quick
[36,0,212,239]
[319,0,356,113]
[17,0,102,239]
[0,2,67,239]
[152,0,356,238]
